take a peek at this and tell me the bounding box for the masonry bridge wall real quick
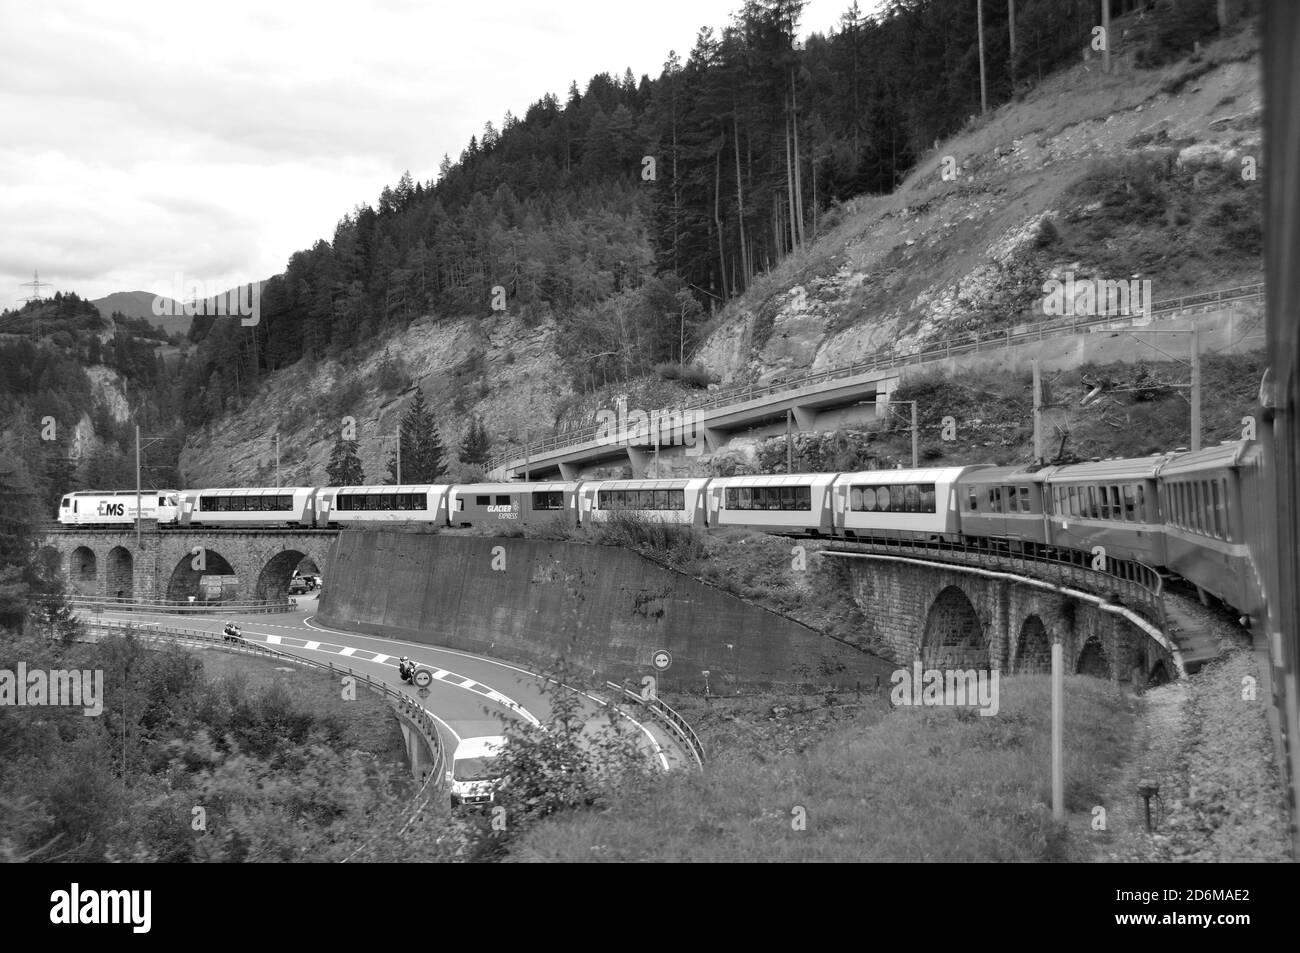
[832,553,1173,684]
[41,529,331,603]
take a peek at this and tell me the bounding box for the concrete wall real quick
[318,531,895,692]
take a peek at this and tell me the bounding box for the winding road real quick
[86,594,685,772]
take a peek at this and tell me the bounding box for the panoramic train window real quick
[599,489,686,510]
[200,495,293,512]
[849,483,936,514]
[725,485,811,511]
[495,495,511,505]
[335,492,427,511]
[475,495,490,505]
[533,491,564,510]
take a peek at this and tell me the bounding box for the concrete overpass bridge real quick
[489,282,1264,480]
[41,525,338,603]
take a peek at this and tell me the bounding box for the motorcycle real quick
[398,658,416,682]
[222,622,243,643]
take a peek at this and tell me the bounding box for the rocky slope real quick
[180,22,1263,486]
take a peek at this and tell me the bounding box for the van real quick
[447,735,507,807]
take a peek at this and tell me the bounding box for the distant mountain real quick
[92,290,191,336]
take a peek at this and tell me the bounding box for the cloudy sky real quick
[0,0,872,308]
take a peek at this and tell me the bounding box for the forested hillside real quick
[181,0,1225,431]
[0,294,186,511]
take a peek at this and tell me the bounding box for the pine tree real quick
[460,416,492,466]
[386,387,445,484]
[326,435,365,486]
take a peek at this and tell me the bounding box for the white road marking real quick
[301,615,669,769]
[339,647,356,657]
[303,640,320,650]
[265,635,282,645]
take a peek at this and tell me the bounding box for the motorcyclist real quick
[223,621,241,641]
[398,656,413,680]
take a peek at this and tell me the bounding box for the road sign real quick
[652,649,672,671]
[413,667,434,688]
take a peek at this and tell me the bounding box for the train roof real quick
[714,473,839,487]
[838,466,980,483]
[329,484,451,493]
[68,489,179,495]
[589,479,707,490]
[452,482,576,493]
[954,465,1050,484]
[186,486,316,495]
[1047,454,1175,482]
[1158,440,1253,476]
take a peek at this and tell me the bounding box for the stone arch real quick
[255,549,318,601]
[1076,635,1111,678]
[70,546,97,594]
[165,547,238,602]
[1014,614,1052,674]
[920,585,989,669]
[106,546,133,601]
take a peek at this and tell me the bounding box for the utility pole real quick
[275,434,280,489]
[134,426,166,554]
[1033,360,1044,463]
[977,0,988,114]
[396,425,402,485]
[135,426,141,549]
[1102,0,1111,74]
[786,409,794,473]
[911,401,918,469]
[1191,326,1201,451]
[1051,636,1064,820]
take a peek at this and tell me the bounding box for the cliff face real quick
[182,26,1262,486]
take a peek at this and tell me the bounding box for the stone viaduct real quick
[41,526,335,603]
[827,551,1178,686]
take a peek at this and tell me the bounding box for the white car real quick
[447,735,507,807]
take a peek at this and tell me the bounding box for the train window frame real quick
[1018,485,1031,513]
[1206,478,1216,538]
[968,486,977,511]
[1110,485,1122,522]
[532,490,564,511]
[1193,482,1204,534]
[475,495,490,506]
[1122,485,1136,521]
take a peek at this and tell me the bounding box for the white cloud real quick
[0,0,861,305]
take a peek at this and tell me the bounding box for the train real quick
[56,438,1270,625]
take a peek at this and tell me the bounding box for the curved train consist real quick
[59,438,1269,625]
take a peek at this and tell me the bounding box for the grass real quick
[506,675,1136,862]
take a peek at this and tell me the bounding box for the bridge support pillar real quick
[558,461,579,480]
[626,446,649,477]
[703,427,727,453]
[792,405,817,431]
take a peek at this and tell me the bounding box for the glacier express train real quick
[61,438,1269,625]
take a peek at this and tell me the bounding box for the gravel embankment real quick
[1091,595,1292,862]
